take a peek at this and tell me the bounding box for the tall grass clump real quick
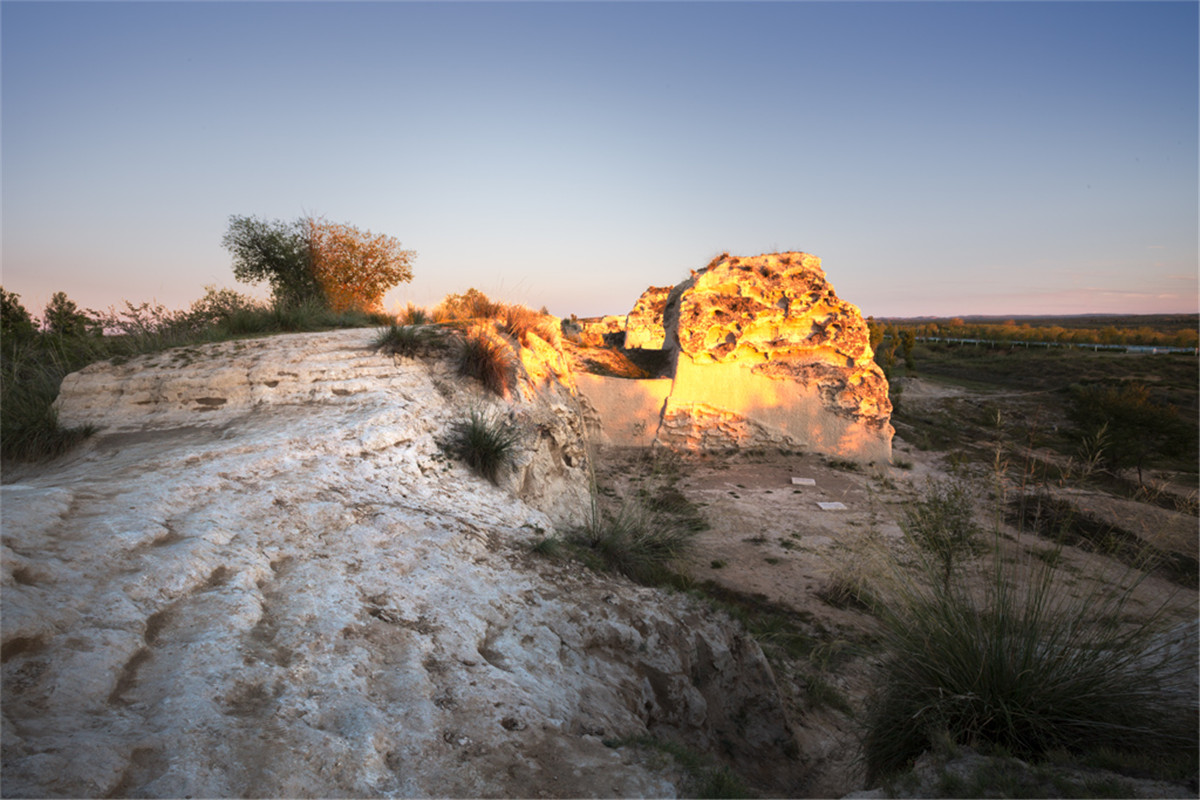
[862,544,1196,783]
[370,324,437,358]
[500,304,550,346]
[569,499,695,585]
[1,338,98,460]
[448,408,521,484]
[398,302,429,325]
[456,327,517,397]
[264,297,390,332]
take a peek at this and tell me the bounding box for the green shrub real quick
[0,340,96,461]
[1068,381,1197,483]
[456,327,517,397]
[222,214,324,308]
[1,288,38,344]
[902,478,982,591]
[862,547,1196,783]
[448,409,520,484]
[182,286,267,329]
[215,306,281,337]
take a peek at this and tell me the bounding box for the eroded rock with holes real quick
[581,252,892,462]
[1,327,802,798]
[664,253,891,460]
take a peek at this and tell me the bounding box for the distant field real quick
[875,313,1198,349]
[906,342,1197,410]
[889,342,1199,478]
[880,313,1199,333]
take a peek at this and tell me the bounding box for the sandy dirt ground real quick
[590,404,1198,797]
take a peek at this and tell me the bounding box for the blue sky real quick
[3,1,1197,320]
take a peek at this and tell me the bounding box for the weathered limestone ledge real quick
[3,327,801,798]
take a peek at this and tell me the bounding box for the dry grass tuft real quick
[456,326,517,397]
[398,303,430,325]
[501,304,542,345]
[435,288,504,322]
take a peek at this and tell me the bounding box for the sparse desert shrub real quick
[560,316,584,344]
[447,408,521,484]
[862,547,1196,783]
[214,306,281,336]
[183,286,267,330]
[435,287,503,322]
[902,478,982,592]
[398,303,429,325]
[456,327,517,397]
[371,324,437,358]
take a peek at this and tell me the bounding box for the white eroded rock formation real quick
[1,328,800,797]
[623,286,673,350]
[580,252,893,462]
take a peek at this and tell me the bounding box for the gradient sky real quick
[3,1,1197,321]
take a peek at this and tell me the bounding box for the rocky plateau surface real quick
[1,328,801,798]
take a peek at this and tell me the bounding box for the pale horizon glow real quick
[3,1,1197,322]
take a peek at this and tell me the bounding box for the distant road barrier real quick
[909,336,1198,355]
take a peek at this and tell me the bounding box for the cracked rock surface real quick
[2,328,799,798]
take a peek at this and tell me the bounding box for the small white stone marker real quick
[790,477,816,486]
[817,501,847,511]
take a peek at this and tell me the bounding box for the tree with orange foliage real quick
[306,218,415,313]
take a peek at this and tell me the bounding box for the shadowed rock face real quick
[585,252,893,462]
[1,328,802,798]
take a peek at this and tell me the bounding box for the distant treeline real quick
[871,314,1199,350]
